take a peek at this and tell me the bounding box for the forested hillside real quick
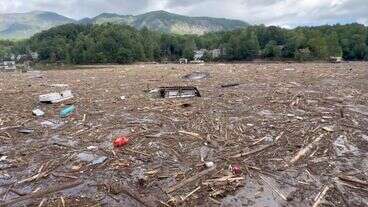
[2,23,368,64]
[0,10,248,39]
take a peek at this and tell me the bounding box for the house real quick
[194,49,207,61]
[0,61,16,70]
[31,52,39,60]
[194,48,224,61]
[329,56,343,63]
[179,58,188,64]
[16,52,39,63]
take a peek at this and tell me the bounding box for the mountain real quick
[0,10,249,39]
[0,11,75,39]
[82,10,249,35]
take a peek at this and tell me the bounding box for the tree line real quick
[1,23,368,63]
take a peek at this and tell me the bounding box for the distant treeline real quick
[1,23,368,63]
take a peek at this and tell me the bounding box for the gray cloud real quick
[0,0,367,27]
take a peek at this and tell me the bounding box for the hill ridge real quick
[0,10,249,39]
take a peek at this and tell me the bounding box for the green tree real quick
[307,33,328,59]
[182,38,196,60]
[264,40,281,59]
[326,32,342,57]
[295,48,312,62]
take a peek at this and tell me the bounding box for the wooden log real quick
[166,166,216,194]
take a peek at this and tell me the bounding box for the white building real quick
[194,48,223,61]
[194,49,207,61]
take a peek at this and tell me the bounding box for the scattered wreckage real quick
[0,62,368,207]
[149,86,201,99]
[39,90,73,103]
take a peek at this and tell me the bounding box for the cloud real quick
[0,0,367,27]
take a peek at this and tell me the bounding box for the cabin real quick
[194,49,207,61]
[179,58,188,64]
[194,48,224,61]
[329,56,343,63]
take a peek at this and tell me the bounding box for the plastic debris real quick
[32,109,45,116]
[41,120,63,129]
[322,126,335,132]
[182,72,209,80]
[205,162,215,168]
[60,105,76,118]
[113,136,129,148]
[0,156,7,161]
[39,90,73,104]
[50,84,69,87]
[229,164,241,175]
[17,128,34,134]
[87,146,98,150]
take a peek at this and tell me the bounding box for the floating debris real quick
[60,105,76,118]
[32,109,45,117]
[39,90,73,104]
[17,128,34,134]
[77,152,107,165]
[322,126,335,132]
[113,136,129,148]
[150,86,201,99]
[40,120,63,129]
[182,72,209,80]
[50,84,69,88]
[221,83,240,88]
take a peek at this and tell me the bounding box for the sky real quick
[0,0,367,27]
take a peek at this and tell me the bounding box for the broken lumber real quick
[178,130,203,140]
[288,134,324,166]
[338,175,368,187]
[166,165,216,194]
[231,144,274,158]
[312,185,331,207]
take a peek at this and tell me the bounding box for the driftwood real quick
[178,131,203,140]
[288,134,324,165]
[166,166,216,194]
[203,176,244,185]
[338,175,368,187]
[221,83,240,88]
[312,185,331,207]
[0,181,83,207]
[231,144,274,158]
[182,186,201,201]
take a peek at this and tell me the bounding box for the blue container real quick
[60,105,76,118]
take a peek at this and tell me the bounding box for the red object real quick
[230,164,241,175]
[113,136,129,148]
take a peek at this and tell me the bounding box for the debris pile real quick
[0,62,367,206]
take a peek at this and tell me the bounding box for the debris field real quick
[0,62,368,207]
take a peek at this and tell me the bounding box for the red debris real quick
[229,164,241,175]
[113,136,129,148]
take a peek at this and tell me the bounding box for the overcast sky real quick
[1,0,367,27]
